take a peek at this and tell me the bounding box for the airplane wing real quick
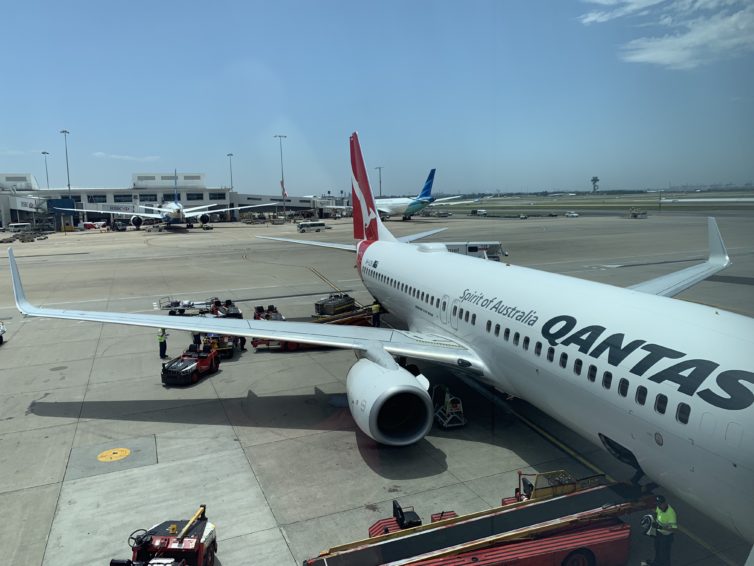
[431,196,462,204]
[629,217,730,297]
[7,249,486,372]
[432,198,479,206]
[184,203,272,218]
[256,236,356,251]
[54,207,164,219]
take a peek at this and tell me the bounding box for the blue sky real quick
[1,0,752,195]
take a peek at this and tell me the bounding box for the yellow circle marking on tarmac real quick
[97,448,131,462]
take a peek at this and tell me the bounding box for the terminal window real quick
[139,194,157,202]
[87,194,107,203]
[137,175,156,181]
[161,175,177,181]
[186,193,204,201]
[208,193,226,201]
[183,175,201,181]
[114,194,133,203]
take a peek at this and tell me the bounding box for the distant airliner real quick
[372,169,469,220]
[56,185,266,229]
[7,133,753,562]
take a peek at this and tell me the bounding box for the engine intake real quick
[199,213,210,225]
[347,359,433,446]
[130,215,143,229]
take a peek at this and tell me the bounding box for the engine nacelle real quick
[199,213,210,225]
[130,215,143,229]
[347,359,433,446]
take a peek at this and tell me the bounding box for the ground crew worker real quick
[645,495,677,566]
[158,328,169,359]
[371,302,381,327]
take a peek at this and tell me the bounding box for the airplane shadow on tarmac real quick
[27,387,450,480]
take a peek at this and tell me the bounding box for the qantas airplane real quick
[6,133,754,560]
[371,169,469,220]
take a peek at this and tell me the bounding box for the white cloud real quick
[93,152,160,162]
[580,0,754,69]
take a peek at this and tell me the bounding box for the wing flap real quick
[629,217,730,297]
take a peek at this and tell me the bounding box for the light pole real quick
[41,151,50,189]
[374,166,383,197]
[226,153,234,190]
[274,134,287,221]
[60,129,72,231]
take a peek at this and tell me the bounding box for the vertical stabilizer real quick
[173,168,179,204]
[417,169,436,200]
[350,132,396,242]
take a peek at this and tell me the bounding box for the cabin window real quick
[618,378,629,397]
[547,347,555,362]
[459,308,464,320]
[534,341,542,356]
[602,371,613,389]
[504,328,510,341]
[573,359,582,375]
[676,403,690,424]
[464,311,470,323]
[494,324,500,337]
[471,313,476,325]
[442,301,446,311]
[522,337,530,351]
[486,320,491,332]
[452,305,457,317]
[587,365,597,382]
[513,332,520,346]
[559,352,568,368]
[636,386,647,405]
[421,292,425,301]
[655,394,668,415]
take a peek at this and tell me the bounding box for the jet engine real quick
[346,358,433,446]
[130,216,143,229]
[199,213,210,225]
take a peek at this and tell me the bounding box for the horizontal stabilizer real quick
[256,236,356,251]
[398,228,447,243]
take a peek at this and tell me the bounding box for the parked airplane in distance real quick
[372,169,468,220]
[7,133,753,561]
[55,186,266,229]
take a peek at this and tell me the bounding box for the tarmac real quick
[0,211,752,566]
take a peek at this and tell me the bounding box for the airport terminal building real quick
[0,172,348,228]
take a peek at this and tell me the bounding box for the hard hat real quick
[656,495,666,505]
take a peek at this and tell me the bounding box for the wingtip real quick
[707,217,731,268]
[7,247,31,314]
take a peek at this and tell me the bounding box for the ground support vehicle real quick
[203,334,236,359]
[110,504,217,566]
[161,344,220,386]
[304,472,653,566]
[251,302,372,351]
[314,293,357,317]
[0,320,5,345]
[158,296,212,317]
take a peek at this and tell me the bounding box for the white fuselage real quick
[359,240,754,542]
[374,197,430,218]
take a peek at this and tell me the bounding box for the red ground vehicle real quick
[110,505,217,566]
[161,344,220,386]
[305,471,653,566]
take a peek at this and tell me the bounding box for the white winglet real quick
[629,217,731,297]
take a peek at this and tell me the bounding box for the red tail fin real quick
[350,132,380,241]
